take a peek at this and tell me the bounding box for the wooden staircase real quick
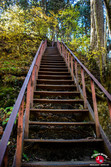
[0,40,111,167]
[21,47,109,166]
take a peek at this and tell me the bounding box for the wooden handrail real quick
[61,41,111,101]
[57,40,111,136]
[0,40,47,166]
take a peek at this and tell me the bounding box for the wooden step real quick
[40,65,67,68]
[34,91,80,96]
[38,71,70,75]
[30,109,89,113]
[43,55,60,57]
[36,84,76,90]
[29,121,95,126]
[43,58,62,60]
[38,75,72,80]
[42,58,63,60]
[41,63,66,65]
[37,79,74,85]
[42,57,63,59]
[41,60,65,63]
[21,161,99,167]
[33,99,84,104]
[42,60,63,62]
[42,59,63,61]
[39,68,68,72]
[44,52,60,54]
[45,51,59,53]
[42,55,63,57]
[24,138,103,143]
[45,52,58,53]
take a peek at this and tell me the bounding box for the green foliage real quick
[0,5,57,107]
[23,153,29,161]
[58,7,80,42]
[98,101,111,141]
[75,0,90,35]
[0,86,20,108]
[70,35,90,55]
[0,5,41,86]
[0,107,16,126]
[86,47,106,61]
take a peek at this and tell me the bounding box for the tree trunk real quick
[104,0,111,35]
[90,0,105,82]
[90,0,97,50]
[94,0,104,48]
[94,0,104,82]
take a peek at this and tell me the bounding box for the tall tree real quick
[90,0,105,82]
[90,0,97,50]
[104,0,111,34]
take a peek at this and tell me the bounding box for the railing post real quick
[64,47,67,64]
[68,53,70,70]
[62,45,64,55]
[2,147,8,167]
[62,44,63,57]
[108,99,111,123]
[81,68,87,108]
[16,97,24,167]
[24,77,31,138]
[30,66,36,108]
[63,46,65,59]
[75,60,79,91]
[66,51,68,65]
[71,56,74,80]
[59,43,62,55]
[91,79,100,138]
[34,65,38,91]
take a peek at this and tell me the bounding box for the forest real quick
[0,0,111,166]
[0,0,110,125]
[0,0,111,108]
[0,1,110,121]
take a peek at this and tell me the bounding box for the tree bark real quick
[94,0,104,48]
[94,0,104,82]
[90,0,105,82]
[104,0,111,34]
[90,0,97,50]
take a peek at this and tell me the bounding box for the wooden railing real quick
[57,40,111,139]
[0,40,47,167]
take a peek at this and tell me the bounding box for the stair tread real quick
[24,138,103,143]
[37,80,74,85]
[38,75,71,77]
[37,84,75,87]
[21,160,98,166]
[40,68,67,69]
[40,65,67,69]
[29,121,95,125]
[41,60,64,63]
[40,69,68,72]
[43,55,60,56]
[39,71,70,74]
[41,63,66,64]
[33,99,83,102]
[34,90,79,94]
[37,79,73,82]
[30,108,89,112]
[30,109,88,114]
